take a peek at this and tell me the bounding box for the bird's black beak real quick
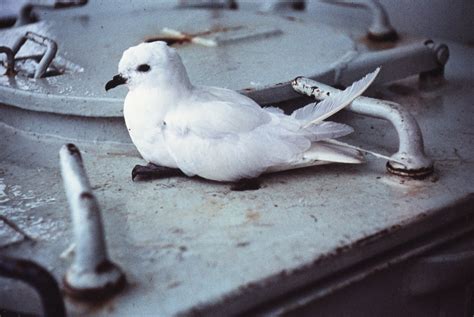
[105,74,127,91]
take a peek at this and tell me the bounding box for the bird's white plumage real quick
[117,42,380,182]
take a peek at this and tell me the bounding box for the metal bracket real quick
[320,0,398,41]
[60,144,126,300]
[292,77,434,177]
[9,31,58,79]
[419,40,450,90]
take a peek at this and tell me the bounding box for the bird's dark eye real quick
[137,64,151,72]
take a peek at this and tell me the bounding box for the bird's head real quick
[105,41,191,91]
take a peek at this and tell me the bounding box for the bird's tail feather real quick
[265,141,364,174]
[324,139,406,166]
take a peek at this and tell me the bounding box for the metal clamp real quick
[60,144,126,300]
[292,77,434,178]
[10,31,58,79]
[419,40,450,90]
[0,256,66,317]
[320,0,398,41]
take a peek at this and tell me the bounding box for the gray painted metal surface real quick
[0,2,473,316]
[0,40,473,315]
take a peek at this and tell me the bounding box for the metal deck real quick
[0,1,473,316]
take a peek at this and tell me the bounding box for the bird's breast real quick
[123,90,177,167]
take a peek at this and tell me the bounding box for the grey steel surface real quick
[0,2,473,316]
[0,39,472,315]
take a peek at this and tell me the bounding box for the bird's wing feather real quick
[166,100,271,139]
[323,139,407,165]
[266,141,365,173]
[292,68,380,126]
[303,121,354,141]
[162,121,310,181]
[162,97,312,181]
[169,87,271,138]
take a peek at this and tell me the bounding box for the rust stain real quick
[170,227,184,235]
[358,34,399,51]
[64,273,126,305]
[245,210,261,222]
[95,259,114,273]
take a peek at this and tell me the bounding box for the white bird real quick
[106,41,380,188]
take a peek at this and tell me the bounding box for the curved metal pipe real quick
[292,77,434,177]
[0,46,15,76]
[320,0,398,41]
[0,256,66,317]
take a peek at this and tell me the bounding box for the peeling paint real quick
[0,177,62,243]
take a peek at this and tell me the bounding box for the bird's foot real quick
[132,163,185,181]
[230,178,261,191]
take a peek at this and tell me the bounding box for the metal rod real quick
[0,46,15,76]
[320,0,397,41]
[60,143,126,300]
[360,0,398,41]
[292,77,434,177]
[0,215,34,241]
[27,32,58,78]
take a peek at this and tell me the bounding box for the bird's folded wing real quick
[162,100,310,181]
[165,99,271,139]
[303,121,354,141]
